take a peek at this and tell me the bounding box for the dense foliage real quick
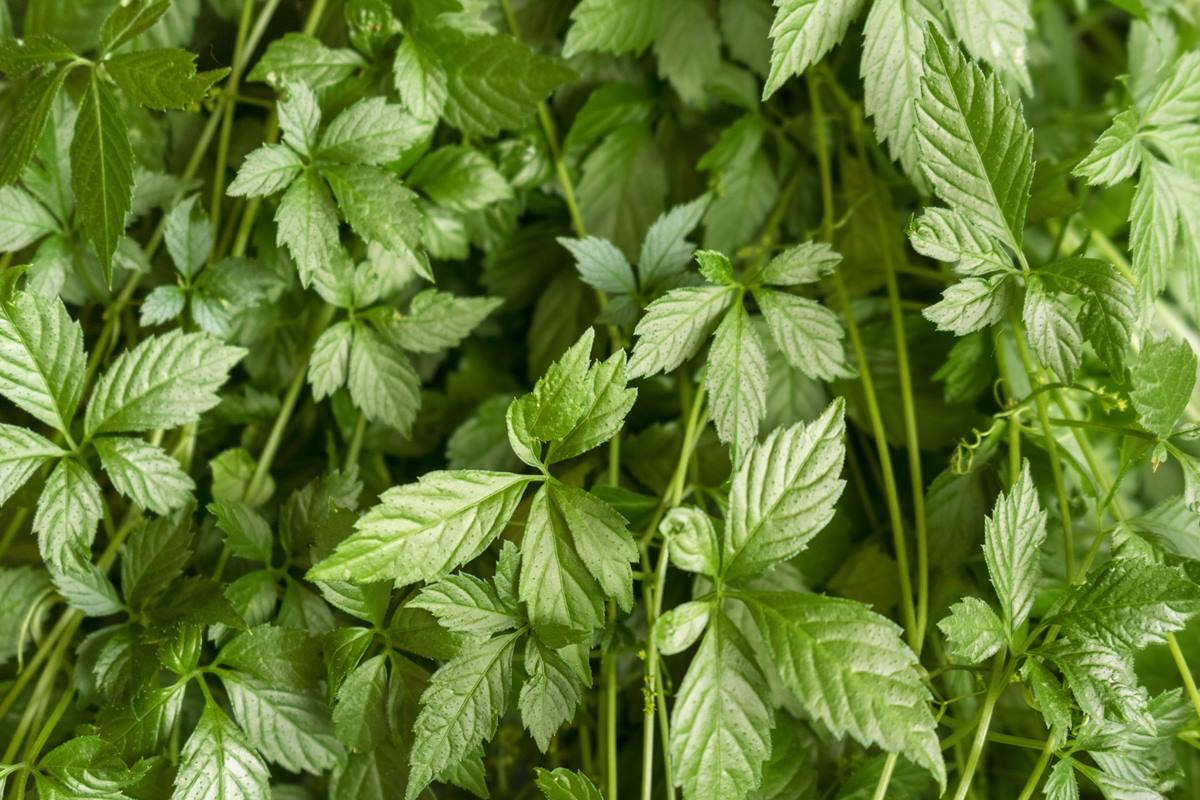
[1,0,1199,798]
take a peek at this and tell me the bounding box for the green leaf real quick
[908,207,1013,277]
[705,302,767,460]
[435,29,575,138]
[333,653,389,751]
[695,250,735,285]
[519,638,583,752]
[560,235,636,295]
[85,330,246,436]
[72,70,133,283]
[412,574,522,636]
[1141,50,1200,127]
[937,596,1006,663]
[0,185,59,251]
[1039,639,1151,730]
[392,37,446,121]
[1037,257,1135,378]
[545,350,638,464]
[323,164,423,272]
[549,482,638,612]
[669,606,772,800]
[34,457,101,568]
[562,0,662,57]
[922,275,1013,336]
[172,703,270,800]
[653,0,721,106]
[95,436,195,515]
[0,290,85,432]
[247,33,365,90]
[408,146,512,212]
[218,626,321,691]
[520,485,604,644]
[1074,108,1141,187]
[742,591,945,786]
[860,0,943,185]
[628,285,735,379]
[0,34,75,76]
[0,567,50,664]
[390,290,501,354]
[99,0,170,53]
[227,144,303,198]
[941,0,1033,92]
[1020,658,1072,745]
[763,0,867,99]
[1049,557,1200,650]
[916,27,1034,253]
[751,240,841,287]
[221,672,343,774]
[407,631,520,800]
[518,328,596,443]
[983,461,1046,631]
[319,96,426,165]
[307,321,352,400]
[638,195,709,288]
[655,599,712,655]
[577,123,668,260]
[0,65,73,185]
[277,80,321,157]
[1129,336,1196,438]
[105,48,226,110]
[163,195,210,279]
[723,399,845,580]
[661,506,721,576]
[535,767,603,800]
[1022,280,1082,385]
[48,558,122,616]
[274,170,339,287]
[120,509,194,608]
[209,501,272,563]
[310,470,531,585]
[347,326,421,434]
[1043,759,1078,800]
[755,289,850,381]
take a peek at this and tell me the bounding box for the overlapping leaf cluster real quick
[1,1,1199,800]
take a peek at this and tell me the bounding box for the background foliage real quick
[1,0,1199,798]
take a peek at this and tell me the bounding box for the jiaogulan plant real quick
[1,0,1199,798]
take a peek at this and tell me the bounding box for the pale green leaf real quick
[751,240,841,287]
[408,146,512,212]
[705,302,767,461]
[227,144,303,198]
[0,34,76,76]
[545,350,637,464]
[756,289,850,381]
[1038,257,1135,379]
[0,185,59,251]
[1142,51,1200,127]
[520,638,583,752]
[743,591,945,786]
[307,321,352,400]
[333,654,389,751]
[655,600,712,655]
[392,37,447,121]
[519,328,595,443]
[922,275,1012,336]
[942,0,1033,92]
[163,195,210,278]
[908,207,1013,277]
[669,607,772,800]
[763,0,867,99]
[99,0,169,53]
[274,170,339,287]
[407,631,520,800]
[85,330,246,436]
[323,164,423,270]
[0,290,85,432]
[1075,108,1141,187]
[549,481,638,612]
[309,470,531,585]
[723,399,846,580]
[172,703,270,800]
[562,0,662,57]
[208,501,272,563]
[916,28,1033,253]
[1129,336,1196,438]
[535,767,603,800]
[319,96,426,165]
[47,558,122,616]
[628,285,735,379]
[1023,281,1082,385]
[983,461,1046,631]
[638,195,709,288]
[347,326,421,434]
[0,566,51,666]
[95,436,194,515]
[389,290,501,354]
[278,80,321,157]
[559,235,636,295]
[936,596,1006,663]
[72,71,133,282]
[247,33,365,90]
[661,506,721,577]
[34,457,101,568]
[222,672,342,774]
[0,423,62,506]
[1040,639,1151,730]
[412,574,522,636]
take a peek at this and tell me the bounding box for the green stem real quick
[209,0,255,235]
[640,541,673,800]
[951,655,1008,800]
[1015,739,1055,800]
[344,411,367,472]
[870,754,899,800]
[807,74,918,650]
[603,601,618,800]
[1168,633,1200,720]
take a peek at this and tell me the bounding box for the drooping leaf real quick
[72,71,133,283]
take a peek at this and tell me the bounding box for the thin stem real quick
[344,411,367,472]
[1015,739,1055,800]
[807,74,917,649]
[1168,634,1200,720]
[603,601,619,800]
[640,542,673,800]
[870,754,899,800]
[951,655,1008,800]
[209,0,255,234]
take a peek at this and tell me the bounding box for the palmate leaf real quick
[915,27,1034,254]
[173,703,270,800]
[0,290,84,433]
[407,631,521,800]
[308,471,533,585]
[742,592,945,786]
[669,606,772,800]
[723,399,845,580]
